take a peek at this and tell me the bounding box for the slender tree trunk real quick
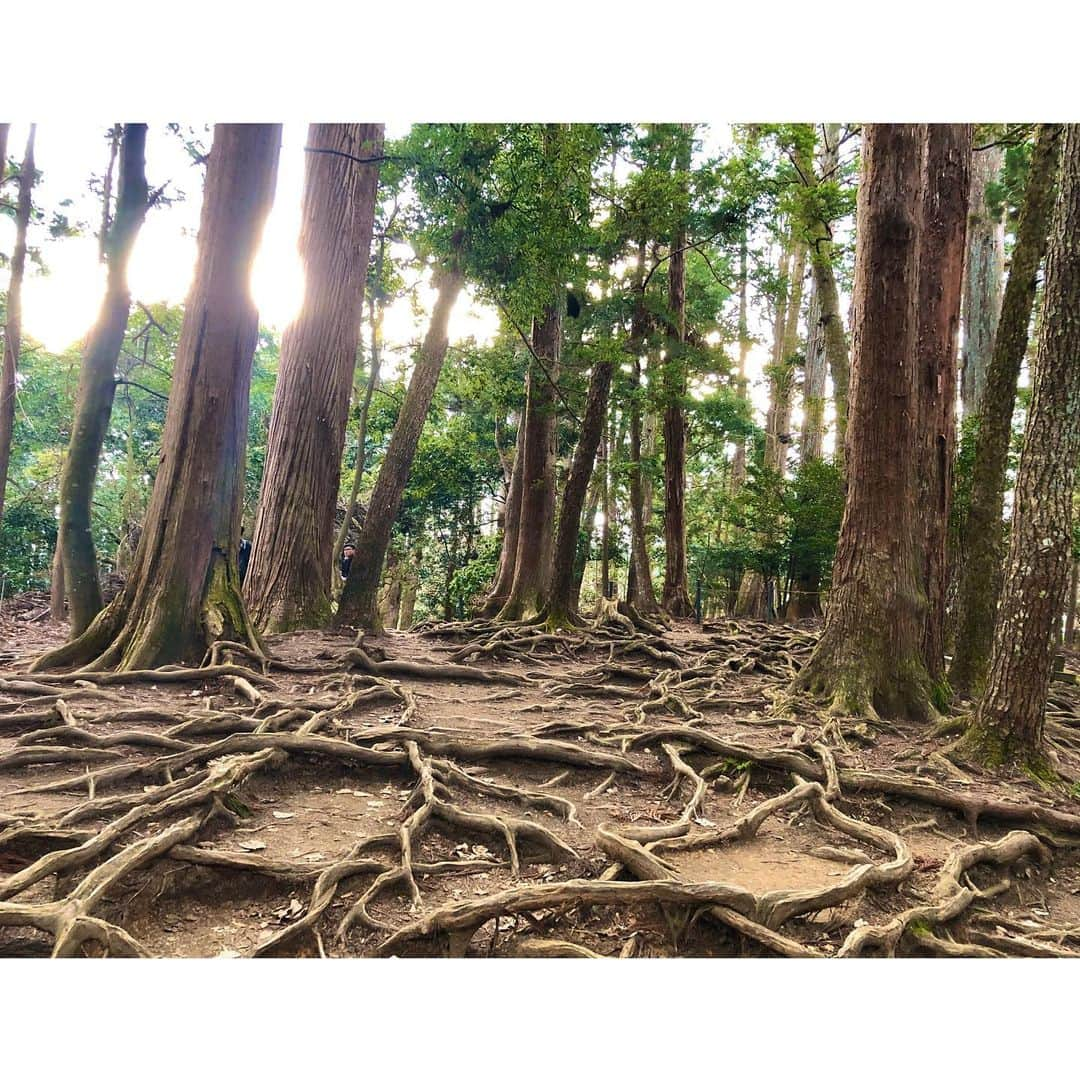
[800,276,827,465]
[481,413,525,616]
[917,124,972,689]
[497,305,561,621]
[59,124,150,637]
[0,125,36,528]
[661,128,694,617]
[731,233,751,494]
[245,124,383,632]
[32,124,282,673]
[961,145,1006,419]
[1065,555,1079,646]
[958,126,1080,764]
[335,260,464,631]
[397,541,422,630]
[766,241,806,474]
[332,228,390,592]
[793,124,935,722]
[50,541,66,621]
[380,547,403,629]
[545,356,613,624]
[950,124,1064,698]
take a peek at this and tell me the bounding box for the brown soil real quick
[3,604,1080,959]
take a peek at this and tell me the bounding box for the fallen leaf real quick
[239,840,267,852]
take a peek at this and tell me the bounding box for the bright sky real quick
[2,122,799,431]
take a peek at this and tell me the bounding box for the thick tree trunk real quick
[480,413,525,616]
[335,260,464,631]
[497,306,561,621]
[0,125,36,529]
[950,124,1064,698]
[960,145,1006,419]
[245,124,383,632]
[917,124,972,689]
[545,357,613,624]
[32,124,282,673]
[765,241,806,475]
[59,124,150,637]
[958,126,1080,765]
[793,124,935,722]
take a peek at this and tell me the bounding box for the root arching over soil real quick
[3,614,1080,958]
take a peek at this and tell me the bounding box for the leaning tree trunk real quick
[245,124,383,632]
[497,305,561,622]
[0,125,36,529]
[957,125,1080,766]
[792,124,936,722]
[58,124,150,637]
[960,144,1006,419]
[545,356,614,626]
[32,124,282,673]
[917,124,972,690]
[335,260,464,631]
[950,124,1064,699]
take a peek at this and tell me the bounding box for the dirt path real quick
[3,608,1080,958]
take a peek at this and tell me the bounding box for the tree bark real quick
[792,124,934,722]
[335,259,464,631]
[958,125,1080,765]
[950,124,1064,698]
[731,232,751,494]
[800,275,827,466]
[58,124,151,637]
[481,413,525,617]
[497,306,561,621]
[1065,555,1079,646]
[31,124,282,673]
[0,125,36,529]
[917,124,972,689]
[960,145,1006,419]
[661,128,694,617]
[245,124,383,632]
[545,356,613,624]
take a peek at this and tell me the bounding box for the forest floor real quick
[3,597,1080,958]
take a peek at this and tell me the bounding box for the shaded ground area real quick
[3,598,1080,958]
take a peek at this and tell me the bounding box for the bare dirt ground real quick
[3,598,1080,959]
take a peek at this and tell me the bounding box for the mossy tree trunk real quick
[58,124,151,637]
[545,355,613,625]
[496,305,561,622]
[793,124,935,722]
[950,124,1064,698]
[31,124,282,673]
[245,124,383,632]
[0,125,35,529]
[335,260,464,631]
[957,125,1080,765]
[917,124,972,689]
[960,144,1006,419]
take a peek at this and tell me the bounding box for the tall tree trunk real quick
[59,124,151,637]
[335,260,464,631]
[950,124,1064,698]
[731,233,751,494]
[917,124,973,689]
[661,128,694,617]
[1065,554,1079,646]
[793,124,935,722]
[245,124,383,632]
[766,241,806,474]
[961,144,1006,419]
[397,541,422,630]
[958,126,1080,765]
[497,306,561,621]
[800,276,827,465]
[480,413,525,616]
[32,124,282,673]
[332,222,391,593]
[50,540,65,621]
[0,125,36,529]
[546,356,613,624]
